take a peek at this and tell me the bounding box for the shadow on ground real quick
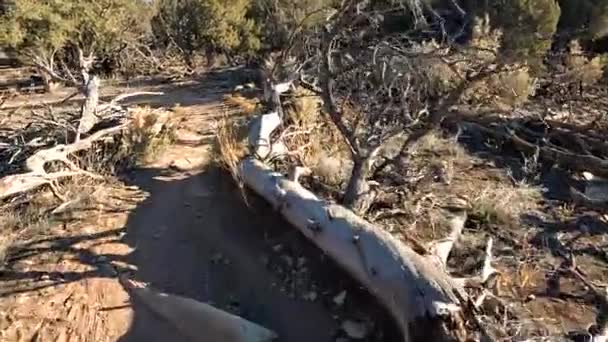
[116,165,342,342]
[116,164,400,341]
[0,164,399,341]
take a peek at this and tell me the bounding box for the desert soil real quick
[0,70,394,342]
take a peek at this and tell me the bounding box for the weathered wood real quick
[238,157,466,342]
[120,276,277,342]
[248,112,285,160]
[77,75,100,137]
[0,124,126,200]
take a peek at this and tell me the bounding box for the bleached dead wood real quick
[97,91,165,114]
[77,75,100,137]
[234,64,477,339]
[239,157,468,341]
[119,276,277,342]
[248,112,287,160]
[461,121,608,179]
[0,124,126,200]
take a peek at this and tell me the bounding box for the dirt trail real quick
[1,71,390,341]
[116,93,338,341]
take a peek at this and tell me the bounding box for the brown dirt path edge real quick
[116,155,338,342]
[113,75,340,341]
[113,135,335,342]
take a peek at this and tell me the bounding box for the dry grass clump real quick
[284,88,320,127]
[461,67,534,110]
[114,106,178,167]
[563,40,607,86]
[488,67,534,109]
[383,132,542,243]
[466,182,541,226]
[281,88,353,187]
[223,93,259,115]
[214,117,249,185]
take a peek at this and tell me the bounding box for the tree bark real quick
[77,75,100,137]
[342,157,375,214]
[38,68,57,93]
[206,48,216,69]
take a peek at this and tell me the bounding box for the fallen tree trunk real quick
[119,275,277,342]
[238,157,468,342]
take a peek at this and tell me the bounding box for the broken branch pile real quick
[448,112,608,209]
[0,91,166,201]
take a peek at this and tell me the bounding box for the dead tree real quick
[239,102,499,341]
[230,2,528,340]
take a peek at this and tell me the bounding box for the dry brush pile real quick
[0,83,177,267]
[218,1,608,341]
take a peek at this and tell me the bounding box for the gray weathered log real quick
[238,157,466,342]
[121,276,277,342]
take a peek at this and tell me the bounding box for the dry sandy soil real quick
[0,70,396,342]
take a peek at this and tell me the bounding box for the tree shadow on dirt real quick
[115,165,399,342]
[0,227,127,296]
[0,164,400,341]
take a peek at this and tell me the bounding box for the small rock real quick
[333,290,347,306]
[96,255,108,263]
[281,255,294,267]
[272,244,283,252]
[297,257,307,268]
[302,291,317,302]
[341,320,369,339]
[210,253,224,264]
[41,274,51,281]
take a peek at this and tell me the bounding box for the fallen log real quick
[119,275,277,342]
[238,157,469,341]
